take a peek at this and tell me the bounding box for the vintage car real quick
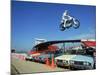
[55,54,94,70]
[25,53,52,63]
[25,54,33,61]
[33,54,51,63]
[55,54,75,67]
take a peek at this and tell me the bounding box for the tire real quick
[60,23,66,31]
[25,58,29,61]
[70,67,74,70]
[93,63,96,69]
[73,19,80,29]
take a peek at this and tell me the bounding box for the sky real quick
[11,1,96,51]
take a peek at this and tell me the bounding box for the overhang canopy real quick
[33,40,81,50]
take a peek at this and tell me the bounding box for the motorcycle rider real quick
[61,10,73,28]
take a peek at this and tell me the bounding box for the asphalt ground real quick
[11,64,20,75]
[11,56,69,74]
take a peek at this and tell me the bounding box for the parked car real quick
[55,54,75,68]
[25,54,33,61]
[34,54,51,63]
[55,54,94,70]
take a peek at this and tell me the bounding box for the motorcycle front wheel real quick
[73,19,80,29]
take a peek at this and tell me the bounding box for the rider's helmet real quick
[64,10,69,16]
[62,10,69,20]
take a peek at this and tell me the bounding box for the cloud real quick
[68,33,95,40]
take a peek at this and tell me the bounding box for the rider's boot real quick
[63,19,67,28]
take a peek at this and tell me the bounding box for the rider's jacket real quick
[62,13,73,22]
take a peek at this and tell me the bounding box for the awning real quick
[82,41,96,47]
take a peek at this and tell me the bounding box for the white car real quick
[55,54,94,70]
[25,54,33,61]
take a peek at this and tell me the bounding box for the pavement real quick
[11,54,69,74]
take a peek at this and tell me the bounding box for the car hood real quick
[72,55,93,63]
[55,54,76,60]
[55,54,93,63]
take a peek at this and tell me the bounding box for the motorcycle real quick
[60,10,80,31]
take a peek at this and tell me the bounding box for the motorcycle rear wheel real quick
[60,23,66,31]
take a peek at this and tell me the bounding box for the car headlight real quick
[84,62,89,65]
[63,60,66,63]
[70,60,74,64]
[55,59,57,62]
[63,60,68,64]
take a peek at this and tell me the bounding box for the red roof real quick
[82,41,96,47]
[48,45,59,51]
